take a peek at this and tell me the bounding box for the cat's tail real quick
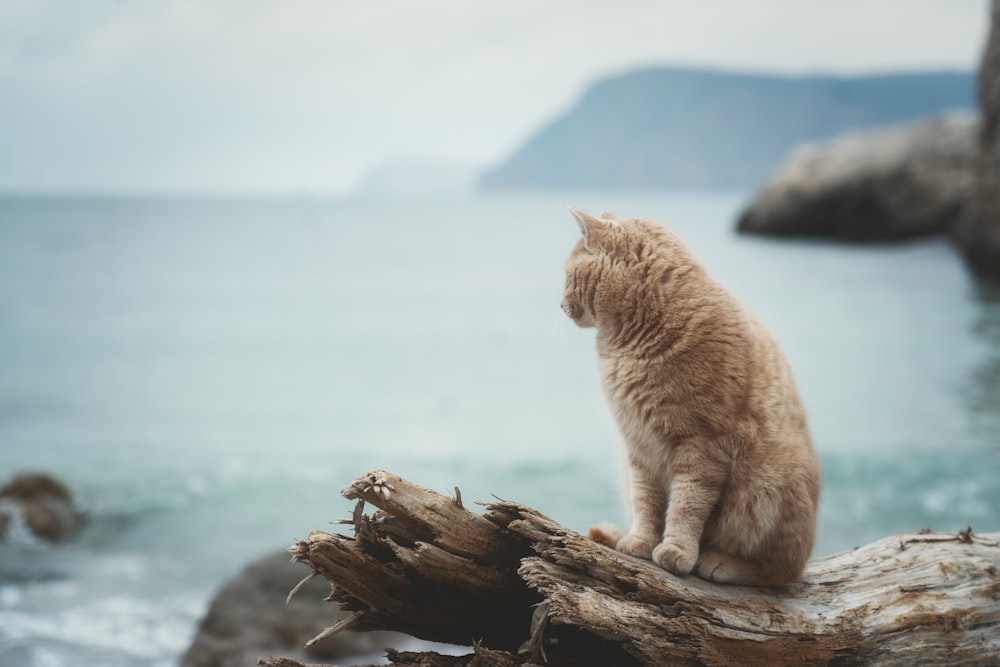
[587,522,624,548]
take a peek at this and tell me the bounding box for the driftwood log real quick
[264,470,1000,667]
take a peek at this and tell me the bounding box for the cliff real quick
[479,67,974,191]
[958,0,1000,279]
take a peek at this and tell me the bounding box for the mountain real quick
[479,67,975,191]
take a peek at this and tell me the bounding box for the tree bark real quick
[264,470,1000,667]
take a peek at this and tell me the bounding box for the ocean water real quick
[0,193,997,666]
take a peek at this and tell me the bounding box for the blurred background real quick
[1,1,998,666]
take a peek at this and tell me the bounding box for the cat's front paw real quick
[615,533,655,560]
[652,539,698,575]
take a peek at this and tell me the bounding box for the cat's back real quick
[594,224,760,437]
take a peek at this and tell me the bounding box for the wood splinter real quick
[285,571,317,606]
[304,610,366,649]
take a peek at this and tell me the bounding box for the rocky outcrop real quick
[180,548,409,667]
[958,0,1000,278]
[0,472,80,543]
[736,113,978,241]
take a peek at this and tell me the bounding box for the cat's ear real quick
[599,211,621,221]
[569,207,613,251]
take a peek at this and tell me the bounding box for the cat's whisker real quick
[547,309,566,338]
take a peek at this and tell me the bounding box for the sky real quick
[0,0,991,196]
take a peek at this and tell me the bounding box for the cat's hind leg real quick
[695,550,795,587]
[587,522,623,548]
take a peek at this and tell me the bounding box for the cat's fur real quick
[562,209,821,587]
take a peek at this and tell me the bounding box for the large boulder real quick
[180,548,409,667]
[736,112,978,241]
[0,472,80,543]
[958,0,1000,279]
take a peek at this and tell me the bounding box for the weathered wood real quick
[273,470,1000,667]
[258,645,530,667]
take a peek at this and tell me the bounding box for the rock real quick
[958,0,1000,279]
[180,548,409,667]
[736,112,978,241]
[0,472,80,543]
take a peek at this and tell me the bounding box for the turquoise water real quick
[0,193,997,666]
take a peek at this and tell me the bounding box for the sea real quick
[0,192,997,666]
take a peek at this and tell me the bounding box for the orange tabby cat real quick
[562,209,821,587]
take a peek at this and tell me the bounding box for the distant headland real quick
[479,67,975,191]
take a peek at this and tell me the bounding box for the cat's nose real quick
[561,299,578,318]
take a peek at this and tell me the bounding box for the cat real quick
[561,208,821,587]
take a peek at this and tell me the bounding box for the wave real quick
[0,589,203,667]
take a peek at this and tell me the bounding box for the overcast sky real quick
[0,0,990,195]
